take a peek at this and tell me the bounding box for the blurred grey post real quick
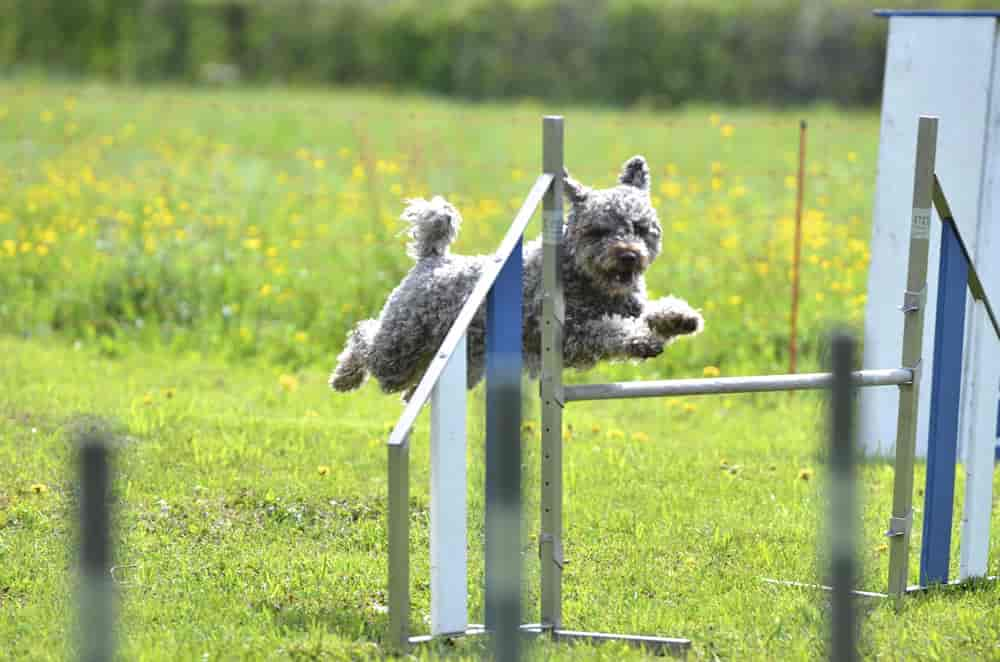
[77,425,114,662]
[829,332,859,662]
[488,381,522,662]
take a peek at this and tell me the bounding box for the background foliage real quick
[2,0,997,106]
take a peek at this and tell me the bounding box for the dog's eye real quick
[635,224,648,236]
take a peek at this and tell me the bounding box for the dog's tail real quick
[402,196,461,260]
[330,319,377,392]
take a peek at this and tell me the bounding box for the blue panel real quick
[920,221,968,587]
[484,239,523,629]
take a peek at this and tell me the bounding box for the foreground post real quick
[829,332,859,662]
[540,115,565,630]
[77,426,114,662]
[387,438,410,652]
[886,116,936,602]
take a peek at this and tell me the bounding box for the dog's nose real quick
[619,250,640,267]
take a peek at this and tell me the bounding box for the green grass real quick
[1,81,999,660]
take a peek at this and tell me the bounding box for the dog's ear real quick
[562,167,590,205]
[618,155,650,193]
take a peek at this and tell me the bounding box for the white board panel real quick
[860,17,997,456]
[430,333,468,635]
[959,303,999,580]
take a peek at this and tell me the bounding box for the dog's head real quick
[562,155,662,296]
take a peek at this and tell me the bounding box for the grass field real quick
[2,81,999,660]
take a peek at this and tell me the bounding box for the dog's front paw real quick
[626,335,665,359]
[646,298,705,338]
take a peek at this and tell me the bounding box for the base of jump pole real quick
[408,623,692,657]
[761,577,999,599]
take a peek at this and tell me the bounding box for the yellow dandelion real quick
[2,239,15,256]
[728,295,742,306]
[711,177,723,192]
[709,113,721,127]
[875,543,888,553]
[720,124,734,138]
[143,393,154,406]
[259,284,272,297]
[31,483,49,494]
[590,423,601,434]
[631,431,650,443]
[40,110,54,123]
[317,465,331,477]
[608,429,625,440]
[390,183,403,196]
[20,241,33,254]
[784,175,797,190]
[279,374,299,392]
[294,331,309,343]
[239,327,251,341]
[798,468,814,481]
[265,246,279,258]
[710,161,723,175]
[511,168,524,181]
[682,403,697,413]
[847,151,858,163]
[702,365,721,378]
[313,159,326,170]
[35,244,49,256]
[754,261,770,276]
[243,238,262,251]
[728,185,746,198]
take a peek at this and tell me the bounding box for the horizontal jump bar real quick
[564,368,912,402]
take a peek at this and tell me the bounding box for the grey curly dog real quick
[330,155,704,399]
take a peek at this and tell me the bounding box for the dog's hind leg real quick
[330,319,378,391]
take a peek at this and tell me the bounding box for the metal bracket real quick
[886,511,913,538]
[900,285,927,313]
[539,533,566,569]
[903,359,922,386]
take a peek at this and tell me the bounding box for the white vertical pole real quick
[430,332,468,635]
[959,301,999,580]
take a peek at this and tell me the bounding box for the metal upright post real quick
[387,437,410,651]
[540,116,565,631]
[886,116,937,602]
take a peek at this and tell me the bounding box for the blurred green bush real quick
[0,0,995,106]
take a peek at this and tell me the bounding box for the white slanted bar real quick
[959,302,1000,580]
[430,333,468,634]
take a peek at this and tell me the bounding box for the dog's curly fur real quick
[331,156,704,399]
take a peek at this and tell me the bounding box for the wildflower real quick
[266,246,279,258]
[590,424,601,434]
[511,168,524,181]
[317,465,330,477]
[847,151,858,163]
[631,431,650,443]
[785,175,798,190]
[875,543,888,553]
[798,468,814,481]
[682,403,697,413]
[728,295,742,306]
[294,331,309,343]
[40,110,54,123]
[2,240,15,256]
[702,365,721,378]
[243,238,262,250]
[754,261,769,276]
[710,161,723,175]
[259,284,272,297]
[608,429,625,440]
[31,483,48,494]
[709,113,721,127]
[279,374,299,392]
[313,159,326,170]
[720,124,734,138]
[711,177,722,192]
[143,393,154,405]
